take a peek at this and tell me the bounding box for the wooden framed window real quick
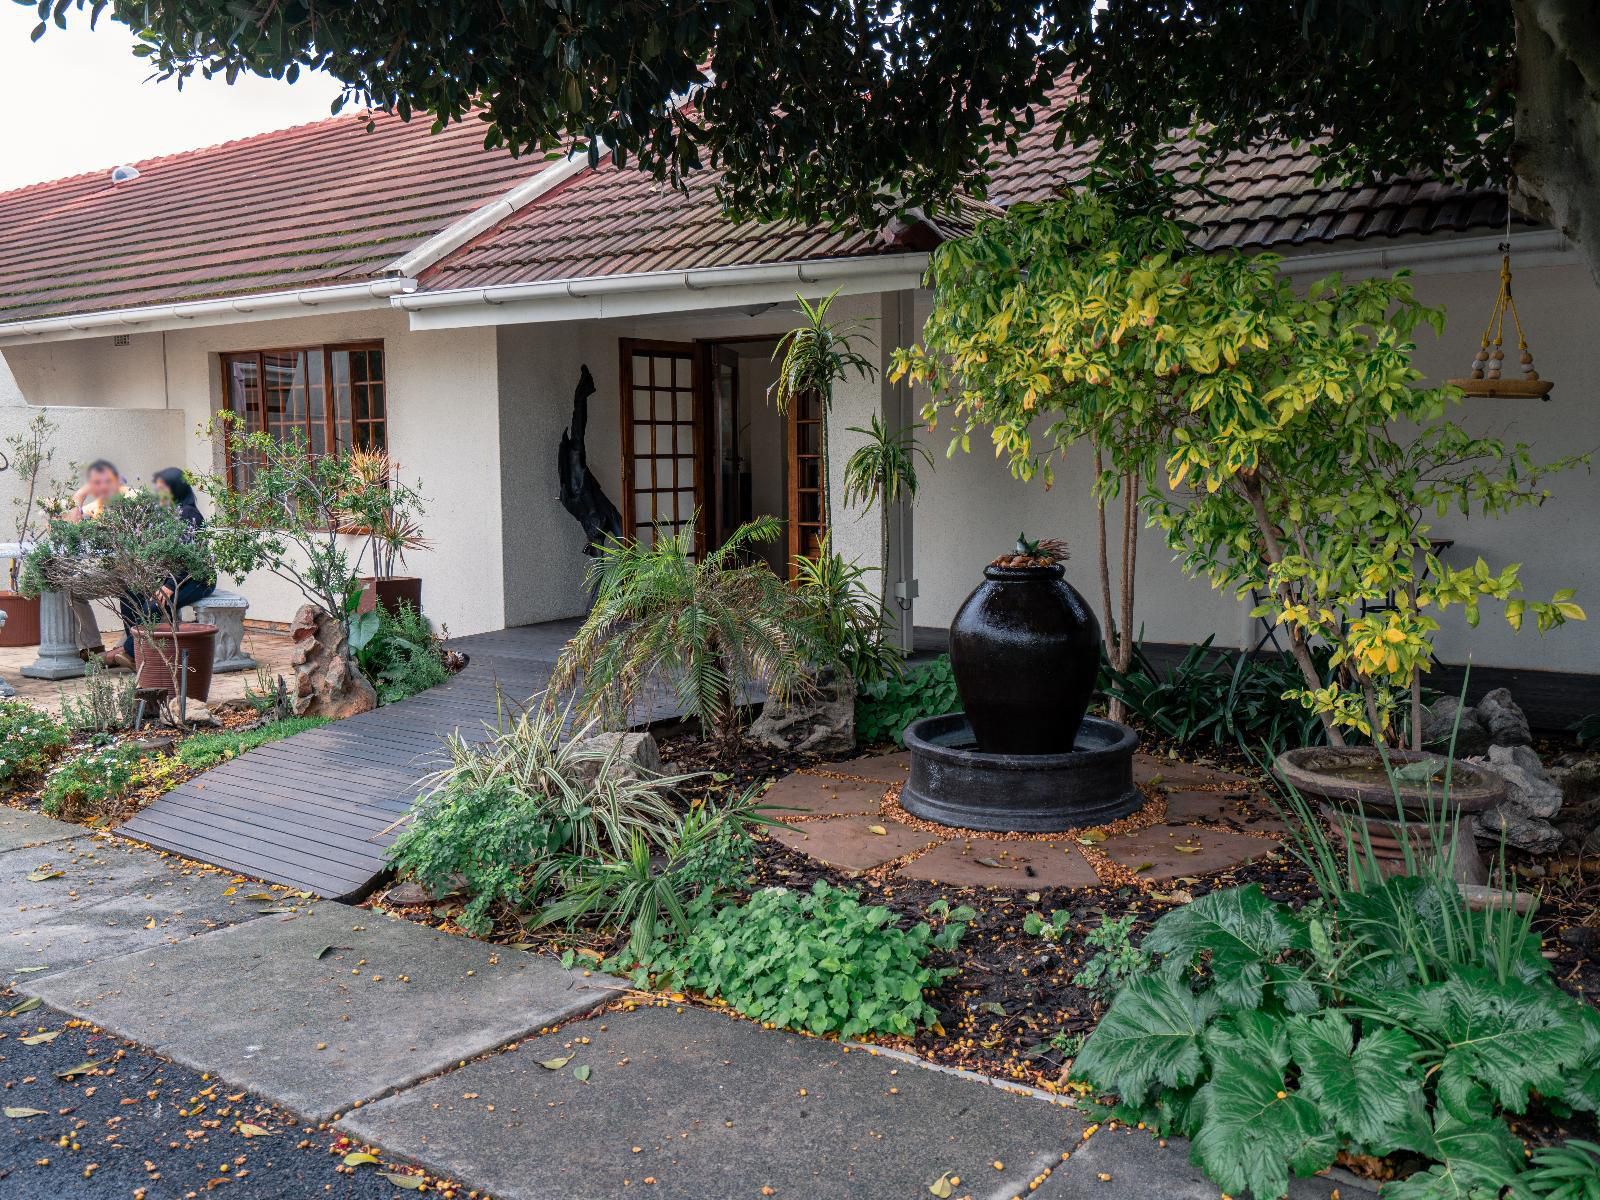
[220,342,386,487]
[619,339,704,555]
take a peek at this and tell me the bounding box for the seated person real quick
[61,459,129,659]
[102,468,216,670]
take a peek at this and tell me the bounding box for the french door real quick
[619,339,704,555]
[785,387,827,573]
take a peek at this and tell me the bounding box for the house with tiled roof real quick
[1,104,1595,707]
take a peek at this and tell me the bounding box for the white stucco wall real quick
[494,293,902,624]
[1,311,507,636]
[909,257,1600,677]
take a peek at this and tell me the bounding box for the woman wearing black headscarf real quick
[102,468,217,669]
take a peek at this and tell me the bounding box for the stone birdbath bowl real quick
[1274,746,1504,886]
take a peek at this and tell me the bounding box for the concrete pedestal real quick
[191,591,255,673]
[20,589,87,681]
[0,610,13,697]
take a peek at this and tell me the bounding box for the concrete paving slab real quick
[1100,823,1280,882]
[341,1004,1087,1200]
[758,772,884,819]
[20,902,615,1122]
[766,815,939,875]
[901,836,1100,889]
[0,806,79,852]
[1034,1119,1372,1199]
[0,833,253,981]
[809,750,912,786]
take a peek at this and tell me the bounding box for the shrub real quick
[548,516,821,756]
[393,700,694,934]
[0,700,69,785]
[1099,638,1329,758]
[58,660,140,735]
[355,601,449,704]
[792,547,900,688]
[1071,877,1599,1200]
[41,742,145,820]
[172,717,330,773]
[855,654,958,746]
[626,881,969,1038]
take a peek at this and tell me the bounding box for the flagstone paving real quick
[20,901,615,1121]
[1,828,250,981]
[760,750,1285,889]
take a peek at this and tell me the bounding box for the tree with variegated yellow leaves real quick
[896,193,1588,747]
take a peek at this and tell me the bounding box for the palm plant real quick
[770,289,877,535]
[792,542,900,688]
[548,514,821,757]
[841,413,931,606]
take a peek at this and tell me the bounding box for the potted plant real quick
[0,413,61,646]
[20,488,219,704]
[342,450,429,617]
[948,534,1100,755]
[193,416,382,717]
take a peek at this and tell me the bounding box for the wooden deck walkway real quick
[120,621,585,900]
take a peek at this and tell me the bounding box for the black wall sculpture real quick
[557,364,624,555]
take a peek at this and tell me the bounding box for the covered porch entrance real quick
[618,336,823,577]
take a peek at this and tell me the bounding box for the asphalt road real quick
[1,1000,444,1200]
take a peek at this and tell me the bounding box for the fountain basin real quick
[902,713,1142,832]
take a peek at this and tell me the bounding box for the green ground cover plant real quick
[0,700,69,786]
[41,741,144,820]
[855,654,959,746]
[1072,865,1599,1200]
[623,881,971,1039]
[172,717,330,772]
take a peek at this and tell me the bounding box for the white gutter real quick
[1274,229,1574,278]
[0,278,418,348]
[397,255,930,330]
[382,146,601,279]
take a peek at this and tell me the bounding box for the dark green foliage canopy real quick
[30,1,1514,226]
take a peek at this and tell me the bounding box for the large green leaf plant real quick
[1071,881,1600,1199]
[897,193,1587,745]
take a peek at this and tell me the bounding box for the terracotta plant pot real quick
[1274,746,1506,886]
[133,622,219,702]
[0,591,42,647]
[949,562,1101,755]
[359,576,423,619]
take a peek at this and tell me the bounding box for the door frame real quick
[618,337,705,556]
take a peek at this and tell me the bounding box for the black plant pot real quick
[949,563,1101,755]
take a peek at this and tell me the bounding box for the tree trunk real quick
[1236,476,1346,748]
[1094,450,1129,723]
[1512,0,1600,290]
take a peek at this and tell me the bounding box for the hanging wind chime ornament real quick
[1449,239,1554,399]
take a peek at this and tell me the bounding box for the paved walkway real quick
[118,621,583,899]
[763,751,1285,889]
[3,809,1373,1200]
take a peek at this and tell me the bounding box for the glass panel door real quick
[619,340,702,556]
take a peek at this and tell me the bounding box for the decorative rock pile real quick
[1422,687,1570,854]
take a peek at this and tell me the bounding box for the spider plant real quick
[548,514,822,757]
[770,288,877,535]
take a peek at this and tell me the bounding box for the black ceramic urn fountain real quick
[949,557,1101,755]
[899,535,1142,833]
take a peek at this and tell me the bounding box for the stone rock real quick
[748,666,856,756]
[571,731,663,787]
[1474,687,1531,747]
[1473,804,1563,854]
[289,604,377,720]
[1480,744,1563,819]
[384,881,430,906]
[1419,696,1491,757]
[1549,755,1600,810]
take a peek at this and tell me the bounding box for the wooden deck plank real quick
[113,619,694,899]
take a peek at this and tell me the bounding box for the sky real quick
[0,6,343,192]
